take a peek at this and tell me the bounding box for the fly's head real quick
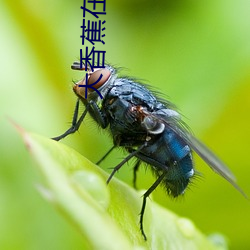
[71,62,116,103]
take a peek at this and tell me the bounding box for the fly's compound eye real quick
[142,116,165,134]
[73,68,111,99]
[88,68,111,91]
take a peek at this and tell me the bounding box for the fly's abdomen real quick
[163,129,194,196]
[164,153,193,197]
[137,128,194,197]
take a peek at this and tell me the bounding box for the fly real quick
[52,61,247,240]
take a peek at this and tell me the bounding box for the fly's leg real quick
[52,99,107,141]
[133,160,141,189]
[96,145,116,165]
[52,99,88,141]
[107,144,146,184]
[140,172,166,240]
[88,100,107,129]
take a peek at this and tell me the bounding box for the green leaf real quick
[19,128,226,250]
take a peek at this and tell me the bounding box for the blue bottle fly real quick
[52,62,246,240]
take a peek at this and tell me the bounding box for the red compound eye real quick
[88,68,111,91]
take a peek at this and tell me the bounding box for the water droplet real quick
[71,170,110,209]
[177,217,196,238]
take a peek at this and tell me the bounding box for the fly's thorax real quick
[142,116,165,134]
[73,65,117,103]
[140,109,181,135]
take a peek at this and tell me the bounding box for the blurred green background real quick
[1,0,250,249]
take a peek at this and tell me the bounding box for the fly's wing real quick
[182,132,248,197]
[151,110,247,198]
